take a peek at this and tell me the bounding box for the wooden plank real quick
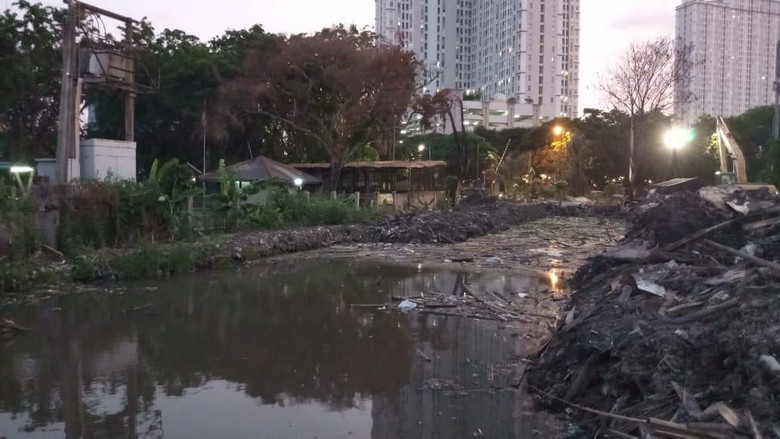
[704,240,780,275]
[743,215,780,232]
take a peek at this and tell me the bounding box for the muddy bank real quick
[308,216,623,277]
[527,189,780,438]
[229,198,615,265]
[1,198,616,297]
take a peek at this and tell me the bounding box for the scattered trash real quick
[758,355,780,376]
[631,274,666,297]
[740,242,758,257]
[416,349,432,362]
[484,257,503,266]
[397,300,418,312]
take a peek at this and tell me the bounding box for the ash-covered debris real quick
[528,186,780,438]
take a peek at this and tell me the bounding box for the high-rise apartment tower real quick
[376,0,580,125]
[676,0,780,125]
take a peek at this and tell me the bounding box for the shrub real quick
[59,159,201,253]
[0,178,40,260]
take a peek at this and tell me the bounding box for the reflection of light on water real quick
[548,270,559,290]
[417,263,423,272]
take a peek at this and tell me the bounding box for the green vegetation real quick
[71,243,201,283]
[59,159,201,253]
[0,178,39,260]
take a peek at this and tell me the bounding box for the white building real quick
[376,0,580,125]
[675,0,780,125]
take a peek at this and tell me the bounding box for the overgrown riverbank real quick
[0,197,615,299]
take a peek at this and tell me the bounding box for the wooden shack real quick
[291,160,448,210]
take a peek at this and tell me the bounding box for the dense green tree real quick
[722,106,774,181]
[0,1,63,161]
[87,25,222,174]
[401,132,496,184]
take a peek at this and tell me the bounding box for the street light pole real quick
[664,127,695,179]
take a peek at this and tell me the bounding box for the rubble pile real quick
[528,187,780,438]
[359,198,596,244]
[225,199,600,262]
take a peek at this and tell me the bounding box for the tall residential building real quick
[375,0,580,126]
[675,0,780,125]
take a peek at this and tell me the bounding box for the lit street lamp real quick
[418,143,431,160]
[552,125,564,137]
[663,127,695,177]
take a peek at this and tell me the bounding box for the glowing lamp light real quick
[418,144,426,152]
[10,165,34,174]
[552,125,564,136]
[293,178,303,187]
[664,127,695,150]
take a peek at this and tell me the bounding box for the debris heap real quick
[357,197,600,244]
[528,187,780,438]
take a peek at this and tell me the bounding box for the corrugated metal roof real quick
[291,160,448,170]
[653,177,699,187]
[199,156,321,184]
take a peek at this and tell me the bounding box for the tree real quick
[598,36,694,195]
[412,90,473,182]
[87,25,222,174]
[87,23,286,174]
[0,1,63,161]
[724,106,774,181]
[220,25,417,188]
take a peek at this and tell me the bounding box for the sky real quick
[26,0,680,113]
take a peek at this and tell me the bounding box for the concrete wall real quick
[80,138,136,181]
[378,190,444,210]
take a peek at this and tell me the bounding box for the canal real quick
[0,259,561,439]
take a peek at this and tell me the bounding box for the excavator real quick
[715,116,778,194]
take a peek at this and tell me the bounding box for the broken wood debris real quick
[1,318,30,338]
[353,277,559,326]
[528,187,780,438]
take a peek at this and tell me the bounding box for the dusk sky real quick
[28,0,680,113]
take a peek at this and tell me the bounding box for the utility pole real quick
[773,41,780,139]
[55,0,78,184]
[55,0,143,184]
[124,20,135,141]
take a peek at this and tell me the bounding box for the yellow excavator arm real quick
[715,116,748,184]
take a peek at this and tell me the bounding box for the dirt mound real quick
[359,201,595,244]
[528,188,780,438]
[626,191,729,244]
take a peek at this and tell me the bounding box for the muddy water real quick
[0,260,560,439]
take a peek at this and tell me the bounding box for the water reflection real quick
[0,260,558,438]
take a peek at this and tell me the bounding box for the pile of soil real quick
[355,199,600,244]
[168,198,611,279]
[527,189,780,438]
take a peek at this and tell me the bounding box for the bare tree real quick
[598,36,695,195]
